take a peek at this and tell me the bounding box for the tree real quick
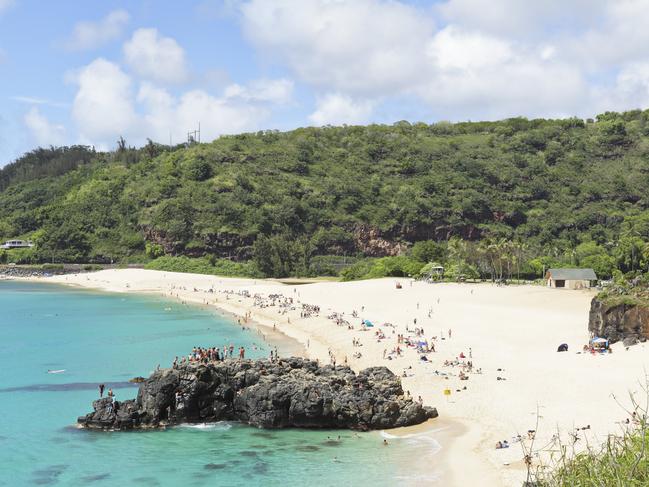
[35,221,91,263]
[614,236,645,273]
[410,240,447,263]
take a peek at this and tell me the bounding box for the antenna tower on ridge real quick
[187,122,201,145]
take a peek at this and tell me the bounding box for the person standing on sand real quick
[99,384,105,397]
[448,328,452,339]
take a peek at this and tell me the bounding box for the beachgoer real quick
[383,439,388,446]
[99,384,105,397]
[107,388,114,398]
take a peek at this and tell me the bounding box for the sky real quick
[3,0,649,166]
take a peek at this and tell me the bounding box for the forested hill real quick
[2,111,649,278]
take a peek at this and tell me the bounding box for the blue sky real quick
[2,0,649,166]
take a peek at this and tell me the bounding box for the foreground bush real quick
[539,426,649,486]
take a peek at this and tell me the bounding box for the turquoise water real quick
[0,281,439,486]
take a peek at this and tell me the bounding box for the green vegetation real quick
[144,256,261,278]
[4,112,649,278]
[596,273,649,307]
[537,428,649,485]
[535,399,649,486]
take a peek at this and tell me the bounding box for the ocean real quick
[0,281,439,486]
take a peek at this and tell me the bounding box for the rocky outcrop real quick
[78,357,437,431]
[352,225,408,257]
[142,226,254,260]
[589,297,649,343]
[0,265,88,278]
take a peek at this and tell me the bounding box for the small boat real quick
[47,369,66,374]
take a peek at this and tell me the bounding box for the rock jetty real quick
[78,357,437,431]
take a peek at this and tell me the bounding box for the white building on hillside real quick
[1,240,34,250]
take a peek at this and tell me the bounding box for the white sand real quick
[30,269,649,485]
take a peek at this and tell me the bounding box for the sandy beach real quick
[25,269,649,486]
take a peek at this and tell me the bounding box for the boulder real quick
[589,298,649,343]
[623,335,639,347]
[77,358,438,431]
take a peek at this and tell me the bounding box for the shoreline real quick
[8,273,458,484]
[12,268,649,486]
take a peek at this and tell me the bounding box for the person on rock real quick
[99,384,105,397]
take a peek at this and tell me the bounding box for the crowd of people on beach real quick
[171,345,248,367]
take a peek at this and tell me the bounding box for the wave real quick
[380,425,449,440]
[380,428,443,456]
[175,422,232,431]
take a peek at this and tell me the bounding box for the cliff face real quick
[78,358,437,431]
[589,298,649,343]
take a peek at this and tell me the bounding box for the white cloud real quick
[137,82,267,143]
[309,93,375,126]
[123,28,188,84]
[597,62,649,113]
[427,26,513,71]
[71,58,138,141]
[240,0,594,121]
[24,107,66,147]
[0,0,14,15]
[11,96,68,108]
[70,58,279,148]
[436,0,605,38]
[572,1,649,68]
[240,0,649,121]
[240,0,433,97]
[224,78,294,104]
[66,10,130,51]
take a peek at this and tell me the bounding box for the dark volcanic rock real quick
[77,358,437,431]
[589,298,649,343]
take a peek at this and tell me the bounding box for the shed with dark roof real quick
[545,268,597,289]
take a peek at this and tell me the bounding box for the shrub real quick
[145,256,262,278]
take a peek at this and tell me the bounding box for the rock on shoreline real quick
[589,297,649,344]
[78,357,437,431]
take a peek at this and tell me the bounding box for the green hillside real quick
[2,111,649,279]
